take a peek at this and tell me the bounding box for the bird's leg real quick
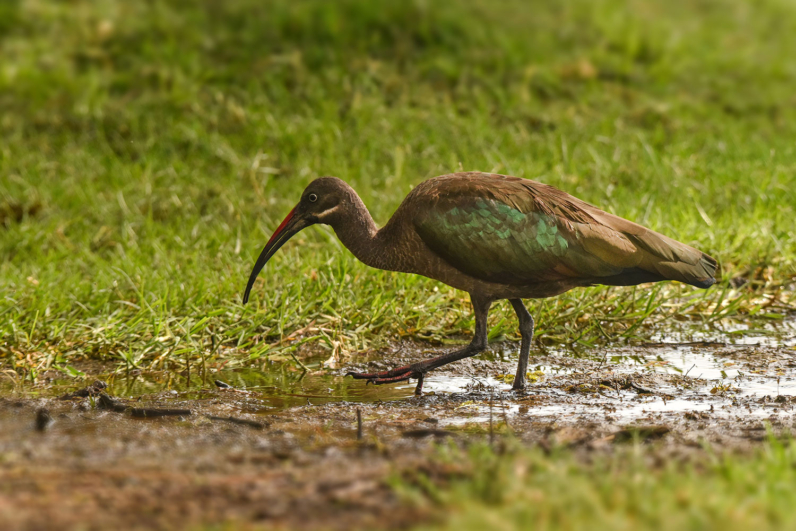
[509,299,535,391]
[347,295,492,394]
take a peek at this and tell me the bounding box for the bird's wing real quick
[412,173,715,287]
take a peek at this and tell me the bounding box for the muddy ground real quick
[1,327,795,531]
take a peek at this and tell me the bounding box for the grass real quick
[1,0,796,379]
[403,437,796,531]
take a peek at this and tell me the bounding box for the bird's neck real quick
[330,195,390,270]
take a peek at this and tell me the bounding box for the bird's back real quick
[405,172,717,291]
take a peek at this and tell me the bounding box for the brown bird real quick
[243,172,717,394]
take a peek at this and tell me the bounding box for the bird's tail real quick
[626,231,718,289]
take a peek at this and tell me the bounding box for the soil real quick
[1,330,794,531]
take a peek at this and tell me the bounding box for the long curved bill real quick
[243,206,309,304]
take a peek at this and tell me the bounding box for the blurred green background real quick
[1,0,794,372]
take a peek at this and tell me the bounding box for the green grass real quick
[405,438,796,531]
[1,0,795,377]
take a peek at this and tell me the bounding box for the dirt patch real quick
[0,397,434,531]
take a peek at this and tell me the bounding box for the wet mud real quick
[1,319,794,530]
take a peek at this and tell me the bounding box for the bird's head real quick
[243,177,351,304]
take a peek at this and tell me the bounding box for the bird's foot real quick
[346,365,426,393]
[346,364,422,383]
[511,374,527,391]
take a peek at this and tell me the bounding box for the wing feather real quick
[411,173,717,288]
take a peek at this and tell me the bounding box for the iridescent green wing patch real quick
[416,197,577,284]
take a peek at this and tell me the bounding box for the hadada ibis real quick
[243,172,717,394]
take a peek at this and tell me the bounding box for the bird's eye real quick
[308,193,318,203]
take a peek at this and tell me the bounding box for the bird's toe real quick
[346,365,414,380]
[346,371,375,380]
[367,371,415,385]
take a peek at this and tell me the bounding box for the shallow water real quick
[650,316,796,347]
[3,318,794,425]
[2,364,419,409]
[428,318,796,425]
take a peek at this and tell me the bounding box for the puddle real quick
[617,347,796,398]
[442,330,796,425]
[0,357,510,412]
[421,318,796,426]
[2,364,417,409]
[650,317,796,347]
[2,318,794,427]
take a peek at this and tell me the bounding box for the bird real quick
[243,172,717,395]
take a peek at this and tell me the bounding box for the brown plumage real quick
[244,172,718,394]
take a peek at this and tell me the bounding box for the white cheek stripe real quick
[315,205,340,221]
